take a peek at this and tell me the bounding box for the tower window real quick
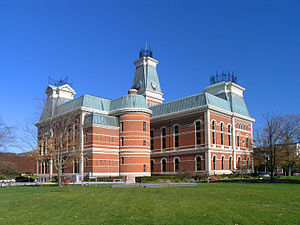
[143,122,146,131]
[121,157,124,164]
[143,164,146,172]
[246,137,249,148]
[143,140,146,146]
[237,135,240,147]
[121,137,124,146]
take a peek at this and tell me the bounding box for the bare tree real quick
[0,119,15,152]
[254,114,282,182]
[30,109,83,187]
[278,114,300,176]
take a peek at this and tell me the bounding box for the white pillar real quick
[50,159,53,179]
[205,110,211,175]
[36,163,39,175]
[232,116,236,169]
[79,112,85,176]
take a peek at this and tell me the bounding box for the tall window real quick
[174,158,179,172]
[220,123,224,145]
[212,121,216,144]
[247,157,250,168]
[143,164,146,172]
[174,125,179,148]
[121,157,124,164]
[143,122,146,132]
[162,128,166,150]
[238,157,241,168]
[143,140,146,146]
[162,159,166,172]
[228,125,231,146]
[246,137,249,148]
[68,125,71,151]
[229,156,232,170]
[42,141,46,155]
[74,124,78,146]
[44,162,48,174]
[221,156,225,170]
[196,156,202,171]
[74,160,79,173]
[213,156,216,170]
[151,160,154,172]
[237,134,240,147]
[196,121,201,145]
[150,130,154,150]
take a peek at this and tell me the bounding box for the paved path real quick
[112,183,198,188]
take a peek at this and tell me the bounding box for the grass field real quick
[0,183,299,225]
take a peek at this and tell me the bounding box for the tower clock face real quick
[151,81,157,90]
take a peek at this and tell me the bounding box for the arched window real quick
[151,160,154,173]
[41,163,44,174]
[221,156,225,170]
[143,122,146,131]
[174,125,179,148]
[212,121,216,144]
[150,130,154,150]
[238,157,241,168]
[85,157,88,167]
[174,158,180,172]
[229,156,232,170]
[213,156,217,170]
[195,121,201,145]
[196,156,202,171]
[162,159,166,172]
[220,123,224,145]
[237,134,240,147]
[228,124,231,146]
[161,128,166,150]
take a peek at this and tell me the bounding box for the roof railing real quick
[210,71,237,85]
[48,76,73,87]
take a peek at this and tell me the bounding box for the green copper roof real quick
[84,113,118,127]
[110,94,148,111]
[150,92,250,118]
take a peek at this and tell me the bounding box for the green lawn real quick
[0,183,299,225]
[280,176,300,180]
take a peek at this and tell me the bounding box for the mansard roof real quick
[84,113,119,127]
[150,91,250,119]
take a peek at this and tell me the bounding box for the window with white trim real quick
[196,156,202,171]
[213,156,217,170]
[228,124,231,146]
[221,123,224,145]
[221,156,225,170]
[174,125,179,148]
[229,156,232,170]
[195,121,201,145]
[174,158,179,172]
[162,159,166,172]
[161,128,166,150]
[212,121,216,144]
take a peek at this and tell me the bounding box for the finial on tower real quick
[139,42,153,58]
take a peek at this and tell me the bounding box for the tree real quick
[0,119,15,152]
[278,114,300,176]
[254,114,282,182]
[30,110,83,187]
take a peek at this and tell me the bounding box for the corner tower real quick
[132,48,164,107]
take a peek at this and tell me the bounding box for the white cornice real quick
[109,108,152,116]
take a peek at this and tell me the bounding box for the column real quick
[79,112,85,176]
[205,110,211,175]
[50,159,53,179]
[232,116,236,169]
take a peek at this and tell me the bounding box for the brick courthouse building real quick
[36,49,254,181]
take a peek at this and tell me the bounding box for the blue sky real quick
[0,1,299,140]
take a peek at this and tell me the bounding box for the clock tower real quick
[131,48,164,107]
